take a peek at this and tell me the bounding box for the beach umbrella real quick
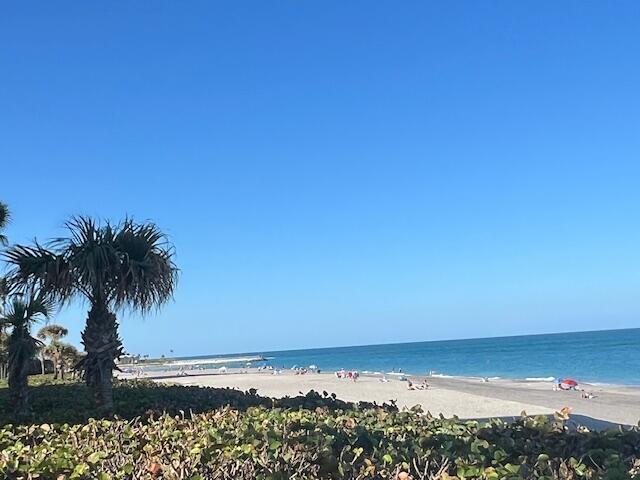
[560,378,578,387]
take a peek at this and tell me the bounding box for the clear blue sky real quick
[1,2,639,357]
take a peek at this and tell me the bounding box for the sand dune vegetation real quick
[1,377,639,479]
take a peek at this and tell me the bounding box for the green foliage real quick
[0,377,394,425]
[0,373,73,389]
[0,277,9,308]
[0,380,638,479]
[36,324,78,379]
[37,324,69,342]
[0,201,9,247]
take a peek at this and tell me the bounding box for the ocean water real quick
[184,328,640,385]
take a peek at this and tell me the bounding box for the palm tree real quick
[37,324,69,377]
[5,216,178,410]
[58,342,82,379]
[0,293,52,416]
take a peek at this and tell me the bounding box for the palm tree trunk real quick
[9,327,32,417]
[9,364,29,416]
[80,302,123,411]
[39,353,45,375]
[54,352,63,379]
[53,354,59,379]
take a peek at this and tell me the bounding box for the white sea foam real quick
[525,376,555,382]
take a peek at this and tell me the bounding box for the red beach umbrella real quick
[560,378,578,387]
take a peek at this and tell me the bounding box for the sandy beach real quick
[128,369,640,428]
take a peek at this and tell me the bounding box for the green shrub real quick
[0,377,395,425]
[0,379,639,479]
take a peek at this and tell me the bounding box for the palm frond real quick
[0,202,9,247]
[0,276,10,304]
[58,216,120,300]
[112,219,178,311]
[37,323,69,341]
[0,292,51,329]
[0,297,27,328]
[25,293,55,320]
[3,242,75,301]
[5,215,178,316]
[0,201,9,231]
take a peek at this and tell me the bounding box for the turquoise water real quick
[185,328,640,385]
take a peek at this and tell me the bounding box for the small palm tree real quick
[37,324,69,378]
[5,216,178,410]
[58,342,82,379]
[0,293,52,416]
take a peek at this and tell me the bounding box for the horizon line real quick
[178,326,639,360]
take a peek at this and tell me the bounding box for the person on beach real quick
[411,379,429,390]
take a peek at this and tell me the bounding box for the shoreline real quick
[125,363,640,389]
[119,368,640,428]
